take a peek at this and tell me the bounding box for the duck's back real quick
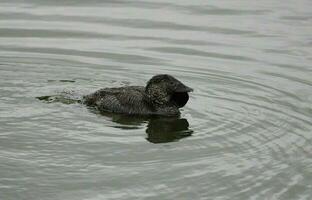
[83,86,153,114]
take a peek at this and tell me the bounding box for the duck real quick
[83,74,193,116]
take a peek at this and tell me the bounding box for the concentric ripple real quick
[1,1,312,200]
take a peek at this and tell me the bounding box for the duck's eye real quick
[170,81,175,85]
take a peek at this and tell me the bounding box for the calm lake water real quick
[1,0,312,199]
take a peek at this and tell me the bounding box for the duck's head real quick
[145,74,193,107]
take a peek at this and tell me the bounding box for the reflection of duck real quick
[103,112,193,143]
[83,74,193,116]
[146,117,193,144]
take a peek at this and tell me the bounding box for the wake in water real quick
[36,91,82,104]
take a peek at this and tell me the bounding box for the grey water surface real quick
[1,0,312,199]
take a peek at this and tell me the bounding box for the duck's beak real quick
[174,83,193,93]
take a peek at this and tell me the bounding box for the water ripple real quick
[1,0,312,200]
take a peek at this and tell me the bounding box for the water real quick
[1,0,312,199]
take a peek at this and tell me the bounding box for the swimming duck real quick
[83,74,193,116]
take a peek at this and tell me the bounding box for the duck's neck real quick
[145,86,169,105]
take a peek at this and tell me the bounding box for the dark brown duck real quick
[83,74,193,116]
